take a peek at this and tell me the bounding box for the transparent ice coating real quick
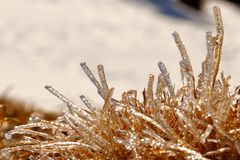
[1,6,240,160]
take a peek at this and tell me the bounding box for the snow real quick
[0,0,239,111]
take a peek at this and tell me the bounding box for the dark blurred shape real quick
[227,0,240,6]
[149,0,190,19]
[180,0,204,10]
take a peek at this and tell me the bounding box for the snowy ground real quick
[0,0,239,112]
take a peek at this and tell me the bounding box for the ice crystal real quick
[1,5,240,160]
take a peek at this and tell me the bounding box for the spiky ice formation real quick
[1,5,240,160]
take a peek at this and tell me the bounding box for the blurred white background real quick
[0,0,239,111]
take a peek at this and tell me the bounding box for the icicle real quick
[211,6,224,88]
[147,74,154,103]
[213,6,224,37]
[173,32,195,97]
[172,31,192,65]
[8,129,54,140]
[79,95,96,112]
[128,107,169,136]
[179,59,195,97]
[156,74,165,98]
[80,62,105,98]
[64,112,109,147]
[200,125,213,144]
[158,62,175,98]
[97,65,109,97]
[45,86,93,122]
[206,31,215,88]
[45,85,76,114]
[174,108,201,141]
[204,147,230,157]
